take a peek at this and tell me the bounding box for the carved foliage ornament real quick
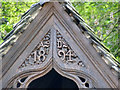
[56,30,85,67]
[19,30,85,70]
[19,31,51,69]
[10,30,95,89]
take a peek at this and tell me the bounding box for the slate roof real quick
[0,0,120,77]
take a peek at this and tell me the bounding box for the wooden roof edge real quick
[61,1,120,77]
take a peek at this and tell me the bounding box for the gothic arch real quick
[6,59,98,88]
[5,26,99,89]
[1,2,119,89]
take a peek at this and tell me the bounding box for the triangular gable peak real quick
[0,1,119,89]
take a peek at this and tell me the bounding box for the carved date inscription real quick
[19,31,50,69]
[56,31,79,63]
[56,31,85,67]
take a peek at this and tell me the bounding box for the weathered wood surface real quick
[1,2,119,89]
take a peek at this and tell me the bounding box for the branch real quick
[102,17,119,41]
[99,9,120,22]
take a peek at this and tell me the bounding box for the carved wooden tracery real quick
[7,29,96,89]
[19,31,51,69]
[11,71,95,88]
[2,2,118,89]
[56,30,85,67]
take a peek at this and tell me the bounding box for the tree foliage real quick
[0,1,119,61]
[0,2,35,43]
[72,2,120,61]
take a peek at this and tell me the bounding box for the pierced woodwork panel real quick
[56,30,85,67]
[14,76,28,88]
[78,76,93,88]
[19,31,51,69]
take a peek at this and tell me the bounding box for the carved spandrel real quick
[78,76,94,88]
[19,31,50,69]
[56,30,85,67]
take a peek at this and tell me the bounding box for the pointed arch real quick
[2,2,118,89]
[6,59,98,88]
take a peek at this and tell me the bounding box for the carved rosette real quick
[56,31,85,67]
[19,31,51,69]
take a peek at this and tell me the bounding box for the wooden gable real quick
[0,1,119,89]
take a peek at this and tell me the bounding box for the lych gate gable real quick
[4,17,97,88]
[1,1,119,89]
